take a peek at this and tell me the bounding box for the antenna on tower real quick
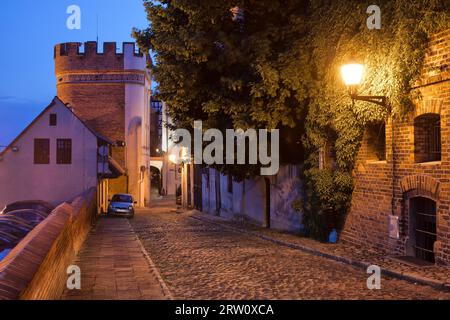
[96,14,99,43]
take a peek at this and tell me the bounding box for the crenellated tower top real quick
[54,41,151,75]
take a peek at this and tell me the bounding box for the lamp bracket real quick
[350,95,387,108]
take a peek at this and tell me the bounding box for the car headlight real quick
[128,206,133,210]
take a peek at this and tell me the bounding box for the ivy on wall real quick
[300,0,449,240]
[135,0,449,240]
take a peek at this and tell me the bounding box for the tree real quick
[133,0,308,180]
[134,0,449,239]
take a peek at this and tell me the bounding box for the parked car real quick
[0,215,35,235]
[0,204,51,258]
[5,209,48,226]
[0,248,11,261]
[1,200,55,215]
[0,230,22,250]
[0,221,32,244]
[0,217,35,253]
[107,194,136,218]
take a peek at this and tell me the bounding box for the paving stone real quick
[61,217,168,300]
[129,199,450,300]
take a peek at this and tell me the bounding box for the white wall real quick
[201,165,303,232]
[0,100,98,209]
[160,102,179,196]
[124,46,151,206]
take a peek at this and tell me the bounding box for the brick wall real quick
[0,188,97,300]
[55,43,128,166]
[57,83,126,166]
[341,30,450,266]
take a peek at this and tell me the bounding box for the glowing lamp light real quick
[341,63,364,86]
[168,154,177,164]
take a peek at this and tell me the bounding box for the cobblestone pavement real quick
[130,199,450,300]
[191,211,450,289]
[62,217,169,300]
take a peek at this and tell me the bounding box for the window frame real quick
[56,139,72,165]
[34,139,50,164]
[414,113,441,163]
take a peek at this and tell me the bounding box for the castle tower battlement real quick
[54,41,152,207]
[54,42,150,77]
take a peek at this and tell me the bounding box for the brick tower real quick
[54,41,152,207]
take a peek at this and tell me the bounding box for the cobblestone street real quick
[62,217,169,300]
[130,199,450,300]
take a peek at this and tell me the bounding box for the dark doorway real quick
[215,170,221,216]
[264,178,271,228]
[193,164,203,211]
[186,164,192,207]
[150,166,161,199]
[410,197,437,263]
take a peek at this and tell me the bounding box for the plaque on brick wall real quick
[388,215,399,239]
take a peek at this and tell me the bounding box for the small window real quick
[414,114,441,163]
[364,122,386,161]
[34,139,50,164]
[227,174,233,194]
[57,139,72,164]
[49,114,57,126]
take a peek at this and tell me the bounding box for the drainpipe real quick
[391,114,396,218]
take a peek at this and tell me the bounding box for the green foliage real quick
[299,0,448,240]
[134,0,449,239]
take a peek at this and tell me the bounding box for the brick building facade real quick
[341,30,450,266]
[54,42,152,207]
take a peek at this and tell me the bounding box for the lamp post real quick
[340,63,387,107]
[341,62,396,223]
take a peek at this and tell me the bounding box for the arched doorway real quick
[409,197,437,263]
[150,166,162,199]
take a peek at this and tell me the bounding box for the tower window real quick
[34,139,50,164]
[50,114,57,126]
[414,114,441,163]
[57,139,72,164]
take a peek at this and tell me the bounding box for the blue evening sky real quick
[0,0,150,148]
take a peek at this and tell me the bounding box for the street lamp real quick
[341,63,387,107]
[168,154,177,164]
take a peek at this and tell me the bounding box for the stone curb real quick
[127,220,175,300]
[189,212,450,292]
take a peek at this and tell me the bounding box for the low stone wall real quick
[0,188,97,300]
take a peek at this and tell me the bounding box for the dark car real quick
[0,222,31,245]
[0,230,22,252]
[0,215,35,235]
[107,194,136,218]
[1,200,55,215]
[0,248,11,261]
[5,209,47,226]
